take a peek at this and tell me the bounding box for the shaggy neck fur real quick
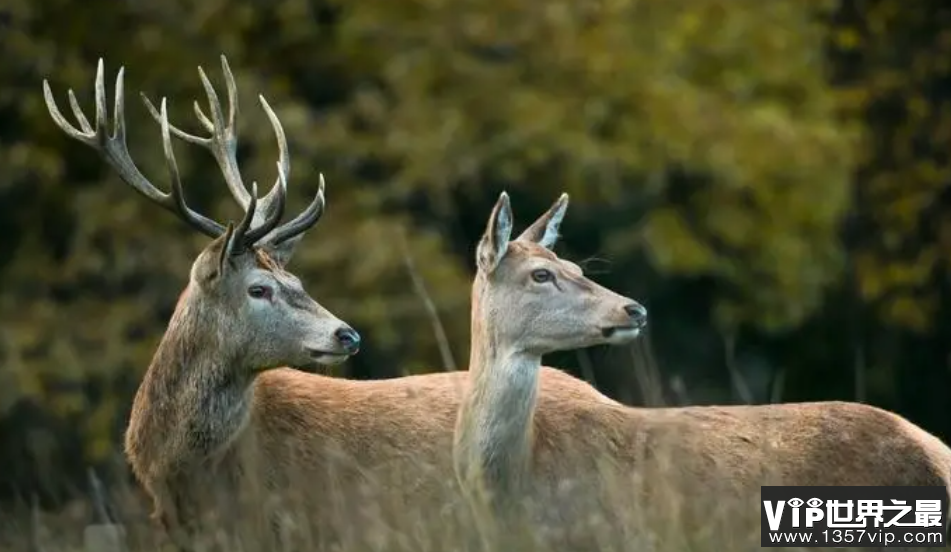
[456,278,542,500]
[125,285,255,480]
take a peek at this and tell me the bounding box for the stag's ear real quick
[477,192,513,274]
[191,224,235,285]
[516,193,569,249]
[262,235,302,268]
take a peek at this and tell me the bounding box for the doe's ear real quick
[516,193,569,249]
[476,192,513,274]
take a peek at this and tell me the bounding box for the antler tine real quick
[244,165,287,244]
[225,169,286,254]
[253,94,328,247]
[94,59,109,137]
[193,100,215,133]
[67,89,94,134]
[42,61,101,146]
[141,94,209,145]
[227,181,259,257]
[222,55,238,138]
[264,173,326,246]
[158,99,227,237]
[139,55,253,211]
[112,65,127,143]
[256,94,290,222]
[43,59,224,238]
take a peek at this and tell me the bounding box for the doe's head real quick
[474,192,646,356]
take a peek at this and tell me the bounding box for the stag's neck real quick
[456,313,541,497]
[126,291,254,475]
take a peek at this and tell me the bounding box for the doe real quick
[455,192,951,552]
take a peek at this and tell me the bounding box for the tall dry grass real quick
[0,451,822,552]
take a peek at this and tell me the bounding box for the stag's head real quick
[43,56,360,371]
[184,201,360,370]
[473,192,646,356]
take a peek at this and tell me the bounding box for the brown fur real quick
[520,400,951,550]
[123,250,619,546]
[454,193,951,552]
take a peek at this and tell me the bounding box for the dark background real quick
[1,0,949,516]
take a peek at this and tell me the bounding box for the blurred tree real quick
[334,0,857,330]
[803,0,951,439]
[830,0,951,332]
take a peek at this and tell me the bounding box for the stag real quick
[43,57,621,549]
[454,192,951,551]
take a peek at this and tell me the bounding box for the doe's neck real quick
[457,305,543,494]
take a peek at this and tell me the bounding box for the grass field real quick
[0,460,824,552]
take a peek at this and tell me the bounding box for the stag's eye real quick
[248,284,273,300]
[531,269,555,284]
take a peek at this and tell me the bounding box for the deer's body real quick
[503,398,951,549]
[454,193,951,552]
[125,326,618,539]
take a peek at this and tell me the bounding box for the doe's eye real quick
[248,285,272,299]
[531,269,555,284]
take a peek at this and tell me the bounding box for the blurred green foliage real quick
[830,1,951,331]
[1,0,950,503]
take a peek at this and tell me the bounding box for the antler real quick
[140,55,325,248]
[42,59,226,238]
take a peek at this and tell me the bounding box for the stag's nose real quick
[624,303,648,329]
[334,326,361,354]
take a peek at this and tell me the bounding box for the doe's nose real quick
[334,326,361,354]
[624,303,648,329]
